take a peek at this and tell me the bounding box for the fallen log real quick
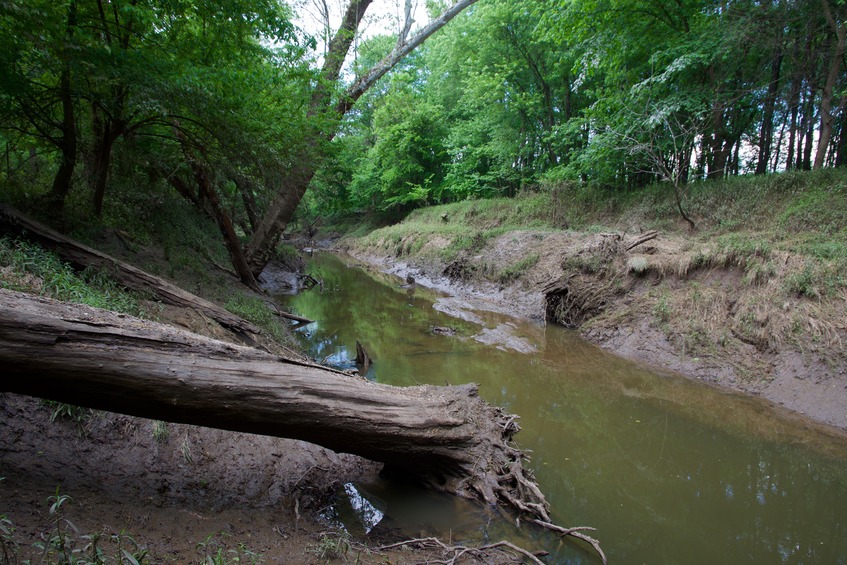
[0,204,259,336]
[0,288,549,522]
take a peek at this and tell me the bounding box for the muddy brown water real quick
[276,253,847,564]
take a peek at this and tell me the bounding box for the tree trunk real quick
[48,1,79,208]
[0,288,551,522]
[771,109,788,172]
[244,154,318,276]
[835,97,847,166]
[756,44,784,175]
[802,79,817,169]
[91,121,123,217]
[706,98,727,179]
[785,74,801,170]
[0,204,260,336]
[174,130,260,291]
[234,176,259,234]
[815,0,847,169]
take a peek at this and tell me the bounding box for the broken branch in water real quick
[533,519,608,565]
[300,272,328,292]
[355,340,372,373]
[262,297,314,325]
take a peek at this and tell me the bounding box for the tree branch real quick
[311,0,374,110]
[336,0,480,116]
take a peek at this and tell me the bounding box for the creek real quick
[277,252,847,564]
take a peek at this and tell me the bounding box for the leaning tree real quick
[241,0,481,277]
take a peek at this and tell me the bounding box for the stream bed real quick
[277,252,847,564]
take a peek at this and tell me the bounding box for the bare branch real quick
[397,0,414,47]
[337,0,480,116]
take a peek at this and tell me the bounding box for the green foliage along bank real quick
[304,0,847,222]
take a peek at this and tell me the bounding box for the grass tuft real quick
[0,237,148,316]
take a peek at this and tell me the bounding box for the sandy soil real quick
[339,229,847,432]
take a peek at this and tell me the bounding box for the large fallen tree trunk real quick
[0,204,261,336]
[0,288,549,522]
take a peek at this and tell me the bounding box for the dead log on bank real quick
[626,230,659,251]
[0,288,550,523]
[0,204,260,336]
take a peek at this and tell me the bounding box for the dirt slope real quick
[340,228,847,431]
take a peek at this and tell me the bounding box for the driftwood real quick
[626,230,659,251]
[0,288,553,525]
[0,204,259,336]
[261,297,314,326]
[378,537,546,564]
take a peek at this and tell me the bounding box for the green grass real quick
[196,531,264,564]
[358,168,847,293]
[307,530,351,562]
[0,237,149,316]
[541,167,847,242]
[224,294,290,344]
[362,168,847,248]
[498,253,540,283]
[16,488,151,564]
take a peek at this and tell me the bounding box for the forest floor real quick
[337,210,847,433]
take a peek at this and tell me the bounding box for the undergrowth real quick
[0,488,151,564]
[196,531,264,564]
[223,294,290,345]
[0,237,149,316]
[356,168,847,295]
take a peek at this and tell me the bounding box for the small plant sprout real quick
[181,433,193,464]
[152,420,169,442]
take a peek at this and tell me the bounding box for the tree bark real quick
[0,288,551,521]
[0,204,260,336]
[174,128,260,290]
[336,0,480,117]
[815,0,847,169]
[801,79,817,169]
[90,108,126,217]
[835,97,847,166]
[785,70,802,170]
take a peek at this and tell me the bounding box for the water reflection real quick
[280,253,847,564]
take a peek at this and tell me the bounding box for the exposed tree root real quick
[378,536,547,564]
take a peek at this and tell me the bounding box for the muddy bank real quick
[0,393,383,563]
[0,232,514,563]
[337,229,847,431]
